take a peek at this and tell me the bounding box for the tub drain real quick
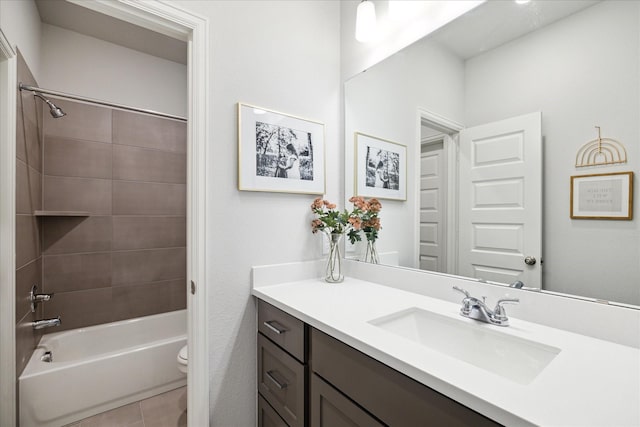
[41,351,53,363]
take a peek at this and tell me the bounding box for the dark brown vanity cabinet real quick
[310,373,384,427]
[257,300,501,427]
[258,301,308,427]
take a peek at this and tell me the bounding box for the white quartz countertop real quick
[252,276,640,427]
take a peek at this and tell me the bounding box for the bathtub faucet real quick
[30,285,54,312]
[32,317,61,330]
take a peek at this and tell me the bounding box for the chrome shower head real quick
[33,92,66,119]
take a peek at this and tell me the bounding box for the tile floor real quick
[64,386,187,427]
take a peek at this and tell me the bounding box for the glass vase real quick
[364,239,379,264]
[325,232,344,283]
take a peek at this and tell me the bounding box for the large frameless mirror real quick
[344,0,639,308]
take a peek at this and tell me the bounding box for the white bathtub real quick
[19,310,187,427]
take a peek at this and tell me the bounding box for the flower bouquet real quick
[311,197,362,283]
[349,196,382,263]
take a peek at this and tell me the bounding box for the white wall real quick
[345,37,465,267]
[465,1,639,305]
[340,0,482,81]
[0,0,41,80]
[39,23,187,117]
[172,1,341,425]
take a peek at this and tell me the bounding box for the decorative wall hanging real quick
[570,171,633,220]
[238,103,325,194]
[575,126,627,168]
[354,132,407,201]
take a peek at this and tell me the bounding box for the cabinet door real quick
[258,394,289,427]
[258,333,306,427]
[311,374,384,427]
[311,328,501,427]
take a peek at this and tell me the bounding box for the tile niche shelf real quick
[33,210,90,217]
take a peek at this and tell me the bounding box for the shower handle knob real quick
[524,256,537,266]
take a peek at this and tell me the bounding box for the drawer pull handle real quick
[266,370,288,390]
[263,320,287,335]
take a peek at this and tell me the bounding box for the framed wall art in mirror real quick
[355,132,406,201]
[571,171,634,220]
[238,103,325,194]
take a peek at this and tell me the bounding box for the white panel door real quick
[458,112,542,288]
[419,143,446,272]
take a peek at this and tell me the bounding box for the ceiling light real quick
[515,0,531,4]
[356,0,377,43]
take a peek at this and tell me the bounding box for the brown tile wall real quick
[40,99,187,333]
[15,50,43,377]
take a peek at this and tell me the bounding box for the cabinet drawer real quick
[258,394,289,427]
[258,333,306,427]
[258,300,306,362]
[311,373,384,427]
[311,328,501,427]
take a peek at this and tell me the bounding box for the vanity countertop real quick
[252,276,640,427]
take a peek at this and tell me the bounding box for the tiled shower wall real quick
[15,51,43,375]
[40,98,187,332]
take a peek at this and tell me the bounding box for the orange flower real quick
[311,219,323,233]
[364,217,381,231]
[324,201,337,209]
[349,196,368,210]
[368,198,382,213]
[348,217,362,230]
[311,197,324,210]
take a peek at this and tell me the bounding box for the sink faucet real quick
[453,286,519,327]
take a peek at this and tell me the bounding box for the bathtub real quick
[19,310,187,427]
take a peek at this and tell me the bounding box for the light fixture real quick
[515,0,531,4]
[355,0,377,43]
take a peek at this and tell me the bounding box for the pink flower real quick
[368,198,382,213]
[364,217,381,231]
[311,197,324,210]
[348,217,362,230]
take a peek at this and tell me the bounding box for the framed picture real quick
[570,171,633,219]
[238,103,325,194]
[355,132,407,201]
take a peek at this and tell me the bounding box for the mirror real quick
[345,0,639,307]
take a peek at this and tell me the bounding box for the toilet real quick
[177,345,188,374]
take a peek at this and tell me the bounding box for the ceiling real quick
[35,0,187,65]
[431,0,600,59]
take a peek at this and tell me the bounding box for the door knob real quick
[524,256,537,266]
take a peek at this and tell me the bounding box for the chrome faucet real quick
[453,286,519,327]
[32,317,61,330]
[29,285,54,312]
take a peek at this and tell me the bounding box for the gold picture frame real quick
[570,171,633,220]
[238,103,326,195]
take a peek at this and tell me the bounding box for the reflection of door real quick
[419,140,446,272]
[458,112,542,288]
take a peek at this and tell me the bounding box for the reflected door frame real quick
[414,108,464,273]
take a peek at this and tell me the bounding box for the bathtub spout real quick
[32,317,61,330]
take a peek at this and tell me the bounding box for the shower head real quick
[33,93,66,118]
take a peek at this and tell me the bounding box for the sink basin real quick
[369,307,560,385]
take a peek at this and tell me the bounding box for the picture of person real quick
[374,161,389,188]
[275,154,288,178]
[365,146,400,190]
[255,122,314,180]
[281,144,300,179]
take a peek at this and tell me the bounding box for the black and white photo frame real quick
[355,132,407,201]
[238,103,325,194]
